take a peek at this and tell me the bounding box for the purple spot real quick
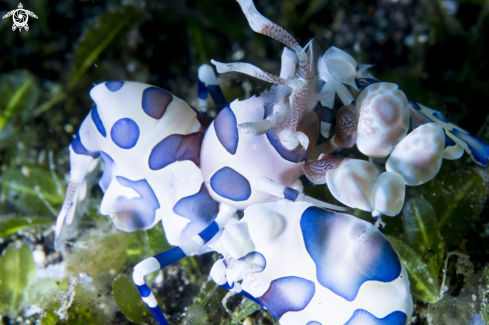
[445,133,456,147]
[91,106,106,137]
[300,207,401,301]
[433,112,449,123]
[258,276,315,320]
[112,176,160,232]
[173,184,219,240]
[344,309,407,325]
[306,322,322,325]
[99,152,114,192]
[105,81,124,92]
[238,252,266,273]
[210,167,251,201]
[266,128,307,163]
[111,118,140,149]
[149,132,204,170]
[451,128,489,166]
[214,105,238,154]
[142,87,173,119]
[71,132,100,158]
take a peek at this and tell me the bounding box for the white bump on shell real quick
[356,82,410,158]
[386,123,445,186]
[373,172,406,216]
[326,159,379,211]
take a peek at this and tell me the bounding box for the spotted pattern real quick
[148,132,204,170]
[91,106,106,137]
[105,81,124,92]
[344,309,407,325]
[99,152,114,192]
[214,105,239,154]
[210,167,251,201]
[410,100,489,164]
[142,87,173,119]
[300,207,401,301]
[71,132,100,158]
[266,128,307,163]
[173,183,219,240]
[112,176,160,232]
[451,128,489,166]
[111,118,140,149]
[258,276,315,320]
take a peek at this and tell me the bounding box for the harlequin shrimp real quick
[55,0,489,324]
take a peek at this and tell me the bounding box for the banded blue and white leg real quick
[133,204,238,325]
[198,64,227,112]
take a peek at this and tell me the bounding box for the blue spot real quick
[451,128,489,166]
[208,85,227,110]
[238,252,266,273]
[266,129,307,163]
[111,118,140,149]
[149,135,182,170]
[258,276,315,320]
[71,132,100,158]
[445,133,456,148]
[142,87,173,119]
[354,78,380,90]
[210,167,251,201]
[99,152,114,192]
[284,187,299,201]
[344,309,407,325]
[91,106,106,137]
[198,79,208,100]
[300,207,401,301]
[306,322,322,325]
[149,133,204,170]
[214,105,239,154]
[105,81,124,92]
[112,176,160,231]
[433,112,449,123]
[174,184,219,240]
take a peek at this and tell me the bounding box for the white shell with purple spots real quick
[210,200,413,325]
[57,81,221,247]
[201,95,305,210]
